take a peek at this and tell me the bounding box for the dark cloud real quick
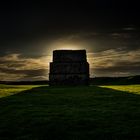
[0,1,140,79]
[0,54,50,81]
[0,67,47,76]
[88,48,140,77]
[0,47,140,80]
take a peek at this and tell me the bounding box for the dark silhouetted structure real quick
[49,50,89,85]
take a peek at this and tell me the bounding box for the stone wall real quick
[53,50,86,62]
[49,50,89,86]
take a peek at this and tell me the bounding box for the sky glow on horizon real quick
[0,1,140,81]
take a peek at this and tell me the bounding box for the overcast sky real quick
[0,0,140,80]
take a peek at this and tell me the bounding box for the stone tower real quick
[49,50,89,85]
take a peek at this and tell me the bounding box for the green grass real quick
[0,84,140,140]
[101,85,140,95]
[0,85,39,98]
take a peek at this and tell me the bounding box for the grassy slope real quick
[0,85,39,98]
[0,85,140,140]
[101,85,140,95]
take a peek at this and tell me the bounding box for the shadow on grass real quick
[0,85,140,140]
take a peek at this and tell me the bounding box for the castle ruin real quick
[49,50,89,85]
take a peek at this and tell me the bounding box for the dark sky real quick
[0,0,140,80]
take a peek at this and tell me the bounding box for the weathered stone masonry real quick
[49,50,89,85]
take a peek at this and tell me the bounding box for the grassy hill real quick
[0,85,140,140]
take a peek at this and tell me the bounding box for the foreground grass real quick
[0,85,140,140]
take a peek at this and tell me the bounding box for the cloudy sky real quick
[0,0,140,81]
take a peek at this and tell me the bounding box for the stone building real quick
[49,50,89,85]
